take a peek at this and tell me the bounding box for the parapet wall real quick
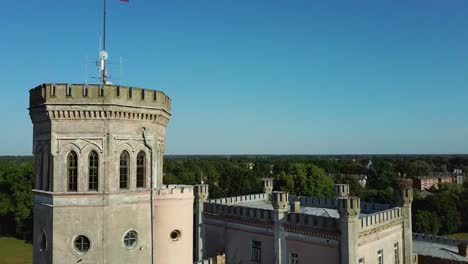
[203,203,273,222]
[29,83,171,113]
[413,233,468,246]
[208,193,267,205]
[286,212,338,232]
[289,195,337,209]
[360,201,392,214]
[155,185,193,199]
[289,195,391,214]
[359,207,402,233]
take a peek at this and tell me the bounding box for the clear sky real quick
[1,0,468,155]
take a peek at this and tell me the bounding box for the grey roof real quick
[413,240,468,262]
[235,199,363,219]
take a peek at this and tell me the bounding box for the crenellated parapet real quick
[358,207,403,233]
[203,203,274,222]
[208,193,267,204]
[29,83,171,124]
[289,195,337,209]
[286,212,338,232]
[360,201,392,214]
[155,185,193,199]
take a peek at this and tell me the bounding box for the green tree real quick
[413,210,441,235]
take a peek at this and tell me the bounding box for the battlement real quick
[359,207,402,232]
[360,201,392,214]
[289,195,337,209]
[203,202,274,222]
[155,185,193,198]
[29,83,171,113]
[413,233,468,246]
[208,193,267,204]
[286,212,338,232]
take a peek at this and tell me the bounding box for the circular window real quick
[123,230,139,249]
[170,230,181,241]
[40,232,47,251]
[74,235,91,253]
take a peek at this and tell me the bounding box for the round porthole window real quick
[40,232,47,251]
[170,230,181,241]
[123,230,139,249]
[74,235,91,253]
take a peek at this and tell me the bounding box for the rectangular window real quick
[394,243,399,264]
[251,240,261,262]
[377,249,383,264]
[358,258,365,264]
[289,252,299,264]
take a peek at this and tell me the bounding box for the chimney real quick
[458,243,468,257]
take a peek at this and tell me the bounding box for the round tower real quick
[29,83,173,264]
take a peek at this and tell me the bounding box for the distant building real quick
[413,170,465,191]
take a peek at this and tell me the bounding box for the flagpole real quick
[102,0,107,84]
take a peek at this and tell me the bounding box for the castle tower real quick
[398,179,413,264]
[271,191,289,264]
[194,184,209,262]
[29,83,193,264]
[337,196,360,264]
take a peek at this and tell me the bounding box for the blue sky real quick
[1,0,468,155]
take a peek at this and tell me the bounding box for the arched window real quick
[88,151,99,191]
[68,151,78,191]
[120,151,129,189]
[136,151,146,188]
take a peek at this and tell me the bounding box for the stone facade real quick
[30,83,193,264]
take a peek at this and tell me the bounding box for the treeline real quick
[0,156,34,241]
[1,155,468,241]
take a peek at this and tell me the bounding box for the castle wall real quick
[357,223,403,263]
[286,237,340,264]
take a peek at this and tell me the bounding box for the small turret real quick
[337,196,360,264]
[397,178,413,264]
[271,191,289,211]
[398,178,413,205]
[261,178,274,196]
[337,196,360,218]
[194,184,209,201]
[271,191,288,264]
[335,184,350,198]
[194,184,209,261]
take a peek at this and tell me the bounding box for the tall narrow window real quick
[120,151,129,189]
[136,151,146,188]
[394,243,399,264]
[377,249,383,264]
[68,151,78,191]
[251,240,261,262]
[88,151,99,191]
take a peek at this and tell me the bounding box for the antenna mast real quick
[99,0,109,85]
